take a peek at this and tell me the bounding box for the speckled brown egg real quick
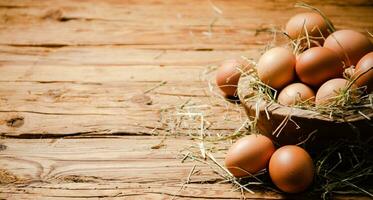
[353,52,373,92]
[296,47,344,87]
[257,47,296,90]
[225,134,275,178]
[216,59,248,97]
[277,83,315,106]
[324,30,373,67]
[286,12,330,45]
[315,78,357,105]
[269,145,314,193]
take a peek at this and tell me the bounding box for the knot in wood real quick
[131,94,152,105]
[6,116,24,128]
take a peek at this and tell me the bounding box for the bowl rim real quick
[237,73,373,123]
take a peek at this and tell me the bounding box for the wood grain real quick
[0,64,245,137]
[1,137,369,199]
[0,137,283,199]
[0,0,372,49]
[1,0,372,199]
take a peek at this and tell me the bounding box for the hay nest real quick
[237,72,373,151]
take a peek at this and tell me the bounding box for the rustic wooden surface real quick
[0,0,372,199]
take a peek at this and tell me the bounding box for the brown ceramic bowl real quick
[237,73,373,151]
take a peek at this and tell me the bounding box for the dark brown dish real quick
[237,73,373,151]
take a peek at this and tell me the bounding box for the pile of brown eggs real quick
[225,135,314,193]
[216,11,373,193]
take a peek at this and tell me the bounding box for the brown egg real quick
[257,47,296,90]
[315,78,357,105]
[225,134,275,177]
[216,59,247,97]
[296,47,344,87]
[324,30,373,67]
[353,52,373,92]
[285,12,330,45]
[277,83,315,106]
[269,145,314,193]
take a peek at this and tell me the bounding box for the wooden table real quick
[0,0,372,199]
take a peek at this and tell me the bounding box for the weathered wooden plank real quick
[0,137,369,200]
[1,0,372,27]
[0,0,371,49]
[0,65,244,137]
[0,183,282,200]
[0,65,204,82]
[0,137,216,181]
[0,78,244,137]
[0,24,273,49]
[0,137,280,199]
[0,46,261,66]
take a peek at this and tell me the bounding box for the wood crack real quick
[0,5,29,9]
[45,193,142,198]
[1,131,97,139]
[0,43,253,50]
[153,92,209,97]
[145,191,241,199]
[0,110,120,116]
[4,44,69,48]
[0,131,154,139]
[0,80,102,85]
